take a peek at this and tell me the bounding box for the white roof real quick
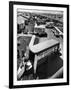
[17,33,33,38]
[17,16,27,24]
[54,26,63,35]
[34,24,45,29]
[29,35,59,53]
